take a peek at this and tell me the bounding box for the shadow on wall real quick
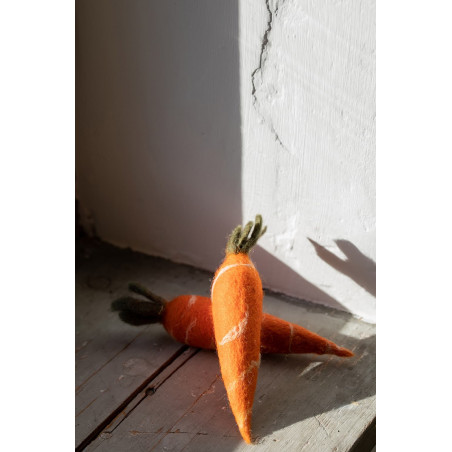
[240,243,376,442]
[308,238,376,297]
[76,1,375,445]
[252,245,350,313]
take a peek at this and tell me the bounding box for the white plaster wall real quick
[76,0,243,267]
[240,0,375,321]
[76,0,375,322]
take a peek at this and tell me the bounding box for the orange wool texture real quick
[211,252,263,444]
[260,313,353,357]
[162,295,215,350]
[162,295,353,358]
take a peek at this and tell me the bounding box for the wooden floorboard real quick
[76,238,375,451]
[75,238,213,449]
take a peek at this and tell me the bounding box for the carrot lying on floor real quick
[112,284,354,358]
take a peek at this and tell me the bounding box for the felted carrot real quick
[112,284,354,358]
[209,215,267,443]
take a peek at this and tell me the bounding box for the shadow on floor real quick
[77,237,375,451]
[253,333,376,443]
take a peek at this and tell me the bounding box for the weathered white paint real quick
[240,0,375,321]
[76,0,375,322]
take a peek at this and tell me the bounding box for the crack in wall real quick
[251,0,273,97]
[251,0,290,153]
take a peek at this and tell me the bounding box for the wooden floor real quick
[75,238,376,452]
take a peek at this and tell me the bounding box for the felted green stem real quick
[112,295,165,316]
[237,221,253,249]
[112,283,170,327]
[128,282,168,306]
[226,214,267,254]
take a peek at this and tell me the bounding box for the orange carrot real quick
[112,285,354,358]
[210,215,266,443]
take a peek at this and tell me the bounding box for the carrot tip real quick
[337,347,354,357]
[240,428,253,444]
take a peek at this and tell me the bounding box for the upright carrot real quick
[112,284,354,358]
[210,215,266,444]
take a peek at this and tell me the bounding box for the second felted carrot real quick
[112,285,354,357]
[211,215,266,444]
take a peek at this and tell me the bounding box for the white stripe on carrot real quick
[237,408,253,430]
[219,311,249,346]
[227,355,261,392]
[211,263,255,295]
[188,295,197,306]
[185,319,197,342]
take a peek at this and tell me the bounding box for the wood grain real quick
[76,238,213,449]
[76,238,375,451]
